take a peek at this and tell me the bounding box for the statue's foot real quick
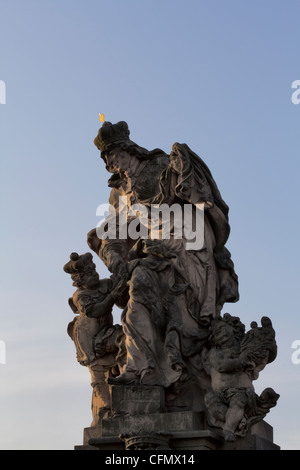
[223,430,236,442]
[107,372,139,385]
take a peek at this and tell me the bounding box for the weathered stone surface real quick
[81,422,279,451]
[77,386,279,451]
[251,420,274,442]
[111,385,165,415]
[218,433,280,451]
[74,444,99,451]
[83,425,102,446]
[102,411,205,437]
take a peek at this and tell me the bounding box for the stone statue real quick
[203,314,279,441]
[87,121,239,406]
[64,121,279,448]
[64,252,126,425]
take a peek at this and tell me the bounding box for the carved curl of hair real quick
[210,313,245,345]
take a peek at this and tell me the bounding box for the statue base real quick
[74,385,280,451]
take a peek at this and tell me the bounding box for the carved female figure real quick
[88,121,239,405]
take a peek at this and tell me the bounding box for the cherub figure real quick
[64,252,126,426]
[204,314,279,441]
[240,316,277,380]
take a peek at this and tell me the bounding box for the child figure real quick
[204,314,254,441]
[204,314,278,441]
[64,252,125,426]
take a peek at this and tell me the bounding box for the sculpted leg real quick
[223,391,248,441]
[89,363,112,426]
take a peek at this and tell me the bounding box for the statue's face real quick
[103,148,132,174]
[71,268,100,289]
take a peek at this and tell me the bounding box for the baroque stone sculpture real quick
[64,121,279,449]
[64,252,126,425]
[203,314,278,441]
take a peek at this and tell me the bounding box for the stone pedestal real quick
[75,385,280,451]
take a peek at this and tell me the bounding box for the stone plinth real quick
[75,385,280,451]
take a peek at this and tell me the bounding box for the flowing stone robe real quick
[88,143,239,396]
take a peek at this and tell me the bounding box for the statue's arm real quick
[211,349,244,373]
[84,295,115,319]
[87,187,132,277]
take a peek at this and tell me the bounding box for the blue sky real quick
[0,0,299,449]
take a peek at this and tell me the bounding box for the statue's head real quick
[63,252,100,289]
[210,313,245,348]
[94,121,132,153]
[94,121,167,176]
[94,121,142,174]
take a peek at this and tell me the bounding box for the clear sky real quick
[0,0,299,450]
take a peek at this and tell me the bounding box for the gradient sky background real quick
[0,0,299,450]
